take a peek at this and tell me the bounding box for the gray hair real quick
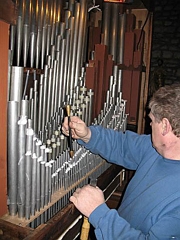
[149,84,180,137]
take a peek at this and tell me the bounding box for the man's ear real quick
[162,118,172,135]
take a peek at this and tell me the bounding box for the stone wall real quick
[150,0,180,92]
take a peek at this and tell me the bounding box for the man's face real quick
[149,112,164,153]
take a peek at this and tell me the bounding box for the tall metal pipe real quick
[16,0,24,66]
[70,2,80,95]
[31,153,37,216]
[30,2,37,68]
[17,115,27,218]
[25,151,32,219]
[23,0,31,67]
[38,74,44,132]
[117,12,127,64]
[46,68,53,123]
[9,66,24,114]
[75,0,88,87]
[35,0,43,69]
[101,2,111,47]
[42,65,49,129]
[62,29,71,103]
[51,60,58,117]
[66,16,75,96]
[58,38,66,107]
[7,101,19,216]
[109,3,119,61]
[9,25,16,66]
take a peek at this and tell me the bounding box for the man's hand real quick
[62,116,91,143]
[70,185,105,218]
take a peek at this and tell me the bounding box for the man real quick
[62,84,180,239]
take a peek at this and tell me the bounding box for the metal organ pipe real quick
[17,115,27,218]
[117,12,127,64]
[101,2,111,47]
[9,66,24,113]
[109,3,119,61]
[70,2,81,95]
[7,101,19,216]
[75,0,88,87]
[16,0,24,67]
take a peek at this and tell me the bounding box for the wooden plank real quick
[0,0,17,25]
[0,219,33,240]
[0,165,123,240]
[0,21,9,217]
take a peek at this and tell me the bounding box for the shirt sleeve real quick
[89,203,180,240]
[78,126,152,170]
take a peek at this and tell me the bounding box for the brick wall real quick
[150,0,180,90]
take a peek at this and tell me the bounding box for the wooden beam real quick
[0,0,17,25]
[0,20,9,217]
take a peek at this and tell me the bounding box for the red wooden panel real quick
[123,32,135,67]
[126,12,136,32]
[129,51,143,124]
[0,20,9,216]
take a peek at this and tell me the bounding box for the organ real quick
[0,0,153,239]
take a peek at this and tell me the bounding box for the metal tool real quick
[66,104,74,158]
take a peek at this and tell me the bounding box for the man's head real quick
[149,84,180,138]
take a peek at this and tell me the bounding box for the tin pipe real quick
[41,24,47,69]
[109,3,119,61]
[66,16,75,96]
[16,0,24,66]
[50,60,57,117]
[38,74,44,132]
[54,51,61,113]
[33,90,38,134]
[75,0,88,86]
[62,29,71,103]
[70,2,80,95]
[101,2,111,47]
[118,69,123,93]
[36,146,42,211]
[46,68,53,123]
[10,66,24,114]
[117,12,126,64]
[20,99,29,117]
[42,65,49,129]
[68,0,75,15]
[22,70,30,100]
[17,115,27,218]
[87,89,94,125]
[31,153,37,216]
[7,101,19,216]
[36,0,43,69]
[65,10,71,29]
[40,161,46,208]
[30,5,37,68]
[46,24,52,57]
[9,25,16,66]
[25,151,32,220]
[58,39,66,107]
[45,162,50,205]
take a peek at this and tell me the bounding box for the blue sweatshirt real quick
[78,126,180,240]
